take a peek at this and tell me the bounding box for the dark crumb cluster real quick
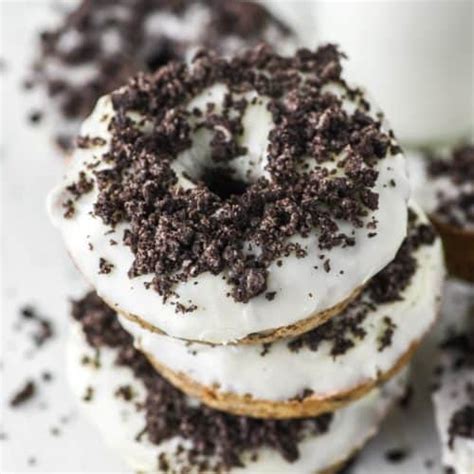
[72,292,333,472]
[9,380,36,407]
[437,329,474,454]
[448,404,474,449]
[28,0,289,150]
[68,43,401,307]
[287,211,436,357]
[384,448,410,463]
[439,330,474,372]
[427,144,474,227]
[20,305,54,348]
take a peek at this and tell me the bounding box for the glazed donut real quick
[408,144,474,282]
[29,0,295,151]
[68,297,409,474]
[49,44,410,344]
[116,204,444,418]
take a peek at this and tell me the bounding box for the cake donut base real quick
[143,337,420,419]
[111,285,363,346]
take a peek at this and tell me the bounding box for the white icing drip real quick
[119,205,444,401]
[67,324,409,473]
[48,79,410,344]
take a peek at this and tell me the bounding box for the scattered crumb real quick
[385,448,410,463]
[10,380,36,407]
[82,386,94,402]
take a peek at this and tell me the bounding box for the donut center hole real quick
[201,167,249,200]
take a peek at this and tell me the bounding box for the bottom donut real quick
[67,303,409,473]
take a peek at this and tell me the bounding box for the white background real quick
[0,1,472,472]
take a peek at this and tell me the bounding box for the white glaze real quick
[119,205,443,401]
[407,148,474,231]
[433,352,474,474]
[48,70,410,344]
[67,323,409,473]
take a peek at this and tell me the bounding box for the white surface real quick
[0,2,471,473]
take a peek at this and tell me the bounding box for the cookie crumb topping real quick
[288,211,436,356]
[66,44,401,306]
[72,292,334,471]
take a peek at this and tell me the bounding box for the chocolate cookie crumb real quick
[28,110,42,124]
[72,291,334,470]
[385,448,410,463]
[29,0,291,151]
[82,386,94,402]
[115,385,134,402]
[10,380,36,407]
[288,213,435,356]
[448,404,474,449]
[98,258,114,274]
[378,316,397,352]
[427,145,474,227]
[72,44,399,306]
[19,305,54,348]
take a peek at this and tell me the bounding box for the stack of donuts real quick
[48,36,445,473]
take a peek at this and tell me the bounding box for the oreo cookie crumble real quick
[19,305,54,348]
[66,44,401,307]
[436,329,474,453]
[10,380,36,407]
[288,211,436,356]
[427,145,474,227]
[72,291,334,471]
[448,405,474,449]
[29,0,291,151]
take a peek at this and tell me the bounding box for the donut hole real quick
[200,167,249,200]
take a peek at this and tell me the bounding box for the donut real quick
[408,144,474,282]
[113,205,443,418]
[433,327,474,474]
[28,0,295,152]
[48,44,410,344]
[68,294,410,473]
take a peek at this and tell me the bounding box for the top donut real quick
[30,0,293,150]
[49,44,410,344]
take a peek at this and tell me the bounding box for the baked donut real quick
[114,205,443,418]
[68,292,409,473]
[48,44,410,344]
[28,0,294,151]
[433,327,474,474]
[409,144,474,282]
